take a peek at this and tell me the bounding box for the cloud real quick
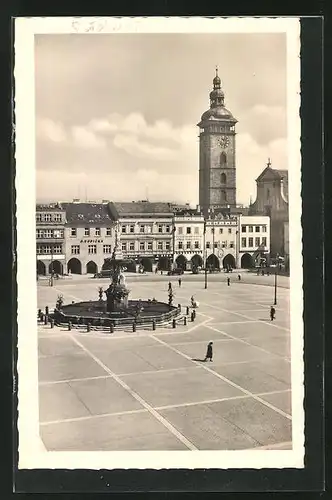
[88,112,189,149]
[88,112,197,160]
[71,126,107,149]
[36,167,197,206]
[113,133,177,161]
[236,132,287,204]
[36,118,67,143]
[237,104,287,145]
[36,112,287,206]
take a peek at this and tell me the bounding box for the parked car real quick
[167,268,184,276]
[94,269,112,278]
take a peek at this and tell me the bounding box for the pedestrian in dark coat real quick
[178,277,182,287]
[204,342,213,362]
[270,306,276,321]
[168,282,172,291]
[227,277,231,286]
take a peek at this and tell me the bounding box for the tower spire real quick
[213,65,221,90]
[267,157,272,167]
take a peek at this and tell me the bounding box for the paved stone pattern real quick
[38,275,291,451]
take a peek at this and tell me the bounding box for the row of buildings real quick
[36,199,273,276]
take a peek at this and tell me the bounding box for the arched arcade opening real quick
[86,261,98,274]
[67,258,82,275]
[37,260,46,276]
[241,253,254,269]
[123,260,136,273]
[158,257,171,271]
[49,260,63,275]
[223,254,236,270]
[191,254,203,269]
[206,254,220,270]
[175,255,187,270]
[140,257,153,272]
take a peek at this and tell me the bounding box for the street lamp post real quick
[203,218,207,289]
[274,268,277,305]
[172,221,176,271]
[273,253,279,305]
[50,243,54,287]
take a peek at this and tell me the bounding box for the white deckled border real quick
[14,16,303,470]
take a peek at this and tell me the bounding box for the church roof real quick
[200,106,236,122]
[256,166,288,183]
[109,201,173,218]
[274,169,288,181]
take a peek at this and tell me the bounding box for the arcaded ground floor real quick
[37,274,291,451]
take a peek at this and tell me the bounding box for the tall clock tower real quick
[198,68,238,216]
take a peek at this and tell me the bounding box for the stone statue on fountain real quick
[104,224,130,313]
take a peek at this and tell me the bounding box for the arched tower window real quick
[221,190,227,202]
[266,188,270,200]
[220,152,227,165]
[221,173,226,184]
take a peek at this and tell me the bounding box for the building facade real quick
[198,68,237,216]
[239,215,270,268]
[62,202,116,274]
[108,201,174,272]
[36,204,66,276]
[249,161,288,257]
[205,214,238,270]
[174,211,205,270]
[173,210,269,271]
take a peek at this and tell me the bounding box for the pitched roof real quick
[256,166,288,183]
[61,202,113,225]
[109,201,173,217]
[36,203,65,212]
[274,169,288,181]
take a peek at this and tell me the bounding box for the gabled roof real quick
[109,201,173,218]
[256,166,288,183]
[61,202,113,225]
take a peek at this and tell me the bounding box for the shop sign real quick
[80,239,104,243]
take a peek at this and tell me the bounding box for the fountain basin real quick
[53,299,181,328]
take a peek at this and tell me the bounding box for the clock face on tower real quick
[217,136,230,149]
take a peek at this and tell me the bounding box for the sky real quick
[35,33,287,206]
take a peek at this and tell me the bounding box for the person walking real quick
[204,342,213,362]
[238,273,241,281]
[227,277,231,286]
[178,277,182,287]
[168,282,172,291]
[270,306,276,321]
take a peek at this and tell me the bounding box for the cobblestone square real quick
[38,275,292,451]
